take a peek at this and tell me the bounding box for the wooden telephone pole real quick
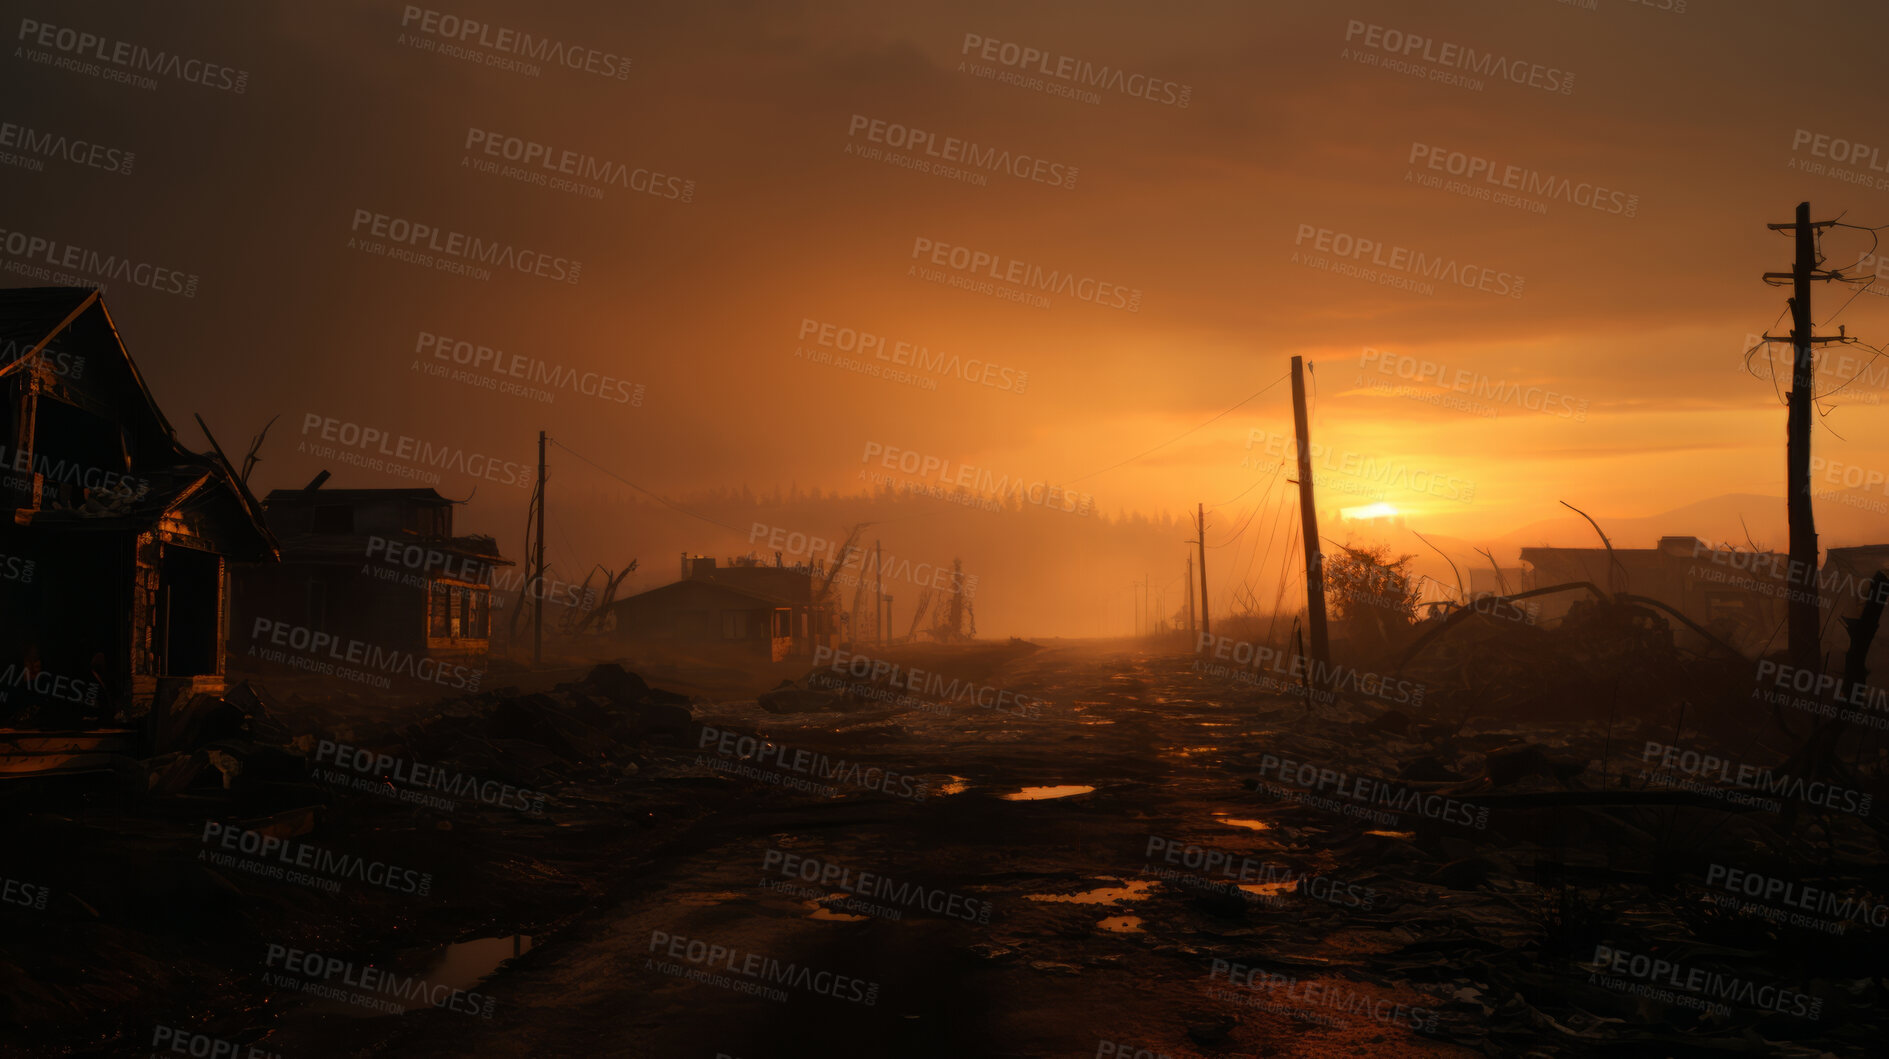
[1290,357,1329,683]
[1185,552,1196,635]
[1763,202,1846,675]
[533,430,547,665]
[1196,503,1210,638]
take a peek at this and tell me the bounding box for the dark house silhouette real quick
[607,555,836,660]
[0,287,276,728]
[232,486,509,669]
[1519,535,1795,653]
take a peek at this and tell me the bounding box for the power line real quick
[1068,371,1290,485]
[547,438,750,534]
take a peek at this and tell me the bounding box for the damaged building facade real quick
[0,287,276,729]
[1516,535,1889,656]
[230,485,510,674]
[608,554,838,661]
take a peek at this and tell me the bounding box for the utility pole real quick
[1763,202,1846,675]
[533,430,547,666]
[1185,552,1195,636]
[1290,357,1329,686]
[874,539,883,645]
[1196,502,1210,638]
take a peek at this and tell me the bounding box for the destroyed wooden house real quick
[607,554,837,661]
[230,486,510,668]
[0,287,276,733]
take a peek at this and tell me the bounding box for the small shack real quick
[608,555,835,660]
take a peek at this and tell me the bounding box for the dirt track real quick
[247,643,1489,1058]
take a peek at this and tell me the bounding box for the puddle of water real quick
[675,891,749,906]
[1239,880,1297,898]
[935,776,971,796]
[1365,830,1416,840]
[1098,916,1144,933]
[806,895,870,922]
[1002,785,1095,801]
[1212,813,1271,831]
[424,935,533,996]
[1027,878,1160,905]
[298,938,531,1020]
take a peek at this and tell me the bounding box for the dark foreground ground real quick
[5,639,1883,1057]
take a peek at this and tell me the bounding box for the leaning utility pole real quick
[1196,503,1210,638]
[533,430,547,665]
[1763,202,1845,675]
[1289,357,1329,682]
[874,539,884,644]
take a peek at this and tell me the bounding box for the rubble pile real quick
[1396,596,1754,735]
[129,663,698,807]
[1230,602,1889,1054]
[388,663,697,788]
[0,663,718,1051]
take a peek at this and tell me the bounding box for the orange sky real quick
[7,0,1889,630]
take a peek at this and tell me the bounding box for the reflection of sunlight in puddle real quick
[1027,877,1159,905]
[1098,916,1143,933]
[426,935,532,993]
[806,895,870,922]
[1365,830,1416,840]
[934,775,971,795]
[1212,813,1271,831]
[1239,880,1296,898]
[316,936,531,1018]
[1002,785,1095,800]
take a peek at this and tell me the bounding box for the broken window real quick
[722,610,748,639]
[466,586,489,638]
[429,582,490,640]
[27,398,129,511]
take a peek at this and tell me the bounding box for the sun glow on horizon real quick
[1341,502,1399,520]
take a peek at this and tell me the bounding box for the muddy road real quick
[251,642,1495,1058]
[37,639,1856,1057]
